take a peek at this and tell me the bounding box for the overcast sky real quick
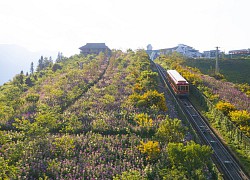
[0,0,249,56]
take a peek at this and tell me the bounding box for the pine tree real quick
[49,56,53,63]
[30,62,34,74]
[56,52,62,62]
[37,56,44,71]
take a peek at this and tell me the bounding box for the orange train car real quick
[167,70,189,96]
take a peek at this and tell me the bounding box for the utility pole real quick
[215,46,220,74]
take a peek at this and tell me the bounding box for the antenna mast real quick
[215,46,220,74]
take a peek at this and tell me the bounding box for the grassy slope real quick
[184,59,250,84]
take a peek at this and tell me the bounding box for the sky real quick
[0,0,250,56]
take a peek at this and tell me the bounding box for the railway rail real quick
[155,63,249,180]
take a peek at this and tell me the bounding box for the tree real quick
[19,71,24,84]
[13,73,24,85]
[52,63,62,72]
[37,56,44,71]
[37,56,54,71]
[30,62,34,74]
[155,116,186,144]
[25,77,33,87]
[160,167,188,180]
[43,57,52,68]
[56,52,63,62]
[49,56,53,63]
[166,141,213,179]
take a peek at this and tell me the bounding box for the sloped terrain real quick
[0,50,216,179]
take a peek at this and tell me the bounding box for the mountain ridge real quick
[0,44,57,85]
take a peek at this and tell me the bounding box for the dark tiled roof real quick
[79,43,109,50]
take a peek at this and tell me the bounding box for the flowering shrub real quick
[235,83,250,97]
[129,90,167,112]
[216,101,236,116]
[155,115,186,144]
[229,110,250,136]
[134,113,153,130]
[138,140,160,161]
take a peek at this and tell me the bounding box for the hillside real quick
[184,58,250,84]
[0,50,217,179]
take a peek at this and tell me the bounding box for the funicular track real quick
[155,63,249,180]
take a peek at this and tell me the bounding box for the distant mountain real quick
[0,44,57,85]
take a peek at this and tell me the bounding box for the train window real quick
[180,86,186,91]
[178,86,181,91]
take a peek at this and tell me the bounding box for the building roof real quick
[79,43,109,50]
[229,49,249,53]
[167,70,188,84]
[160,47,177,51]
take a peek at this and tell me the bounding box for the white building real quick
[174,44,202,58]
[146,44,202,60]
